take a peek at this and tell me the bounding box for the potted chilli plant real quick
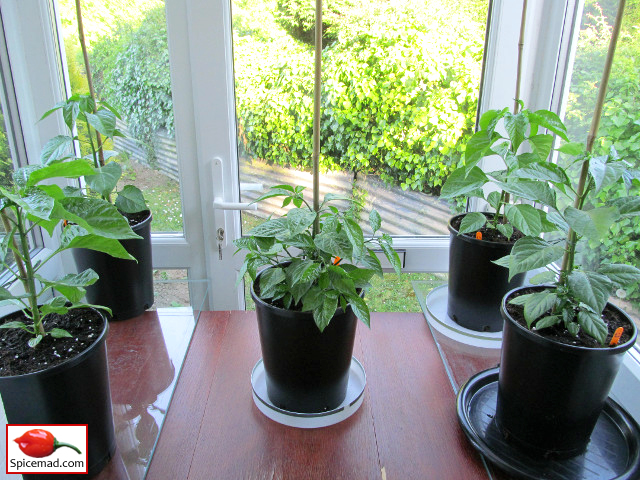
[236,185,401,413]
[440,105,568,331]
[234,0,399,415]
[0,160,141,477]
[50,2,153,321]
[493,2,639,458]
[41,95,154,320]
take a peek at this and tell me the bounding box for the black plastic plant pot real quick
[495,285,638,459]
[0,310,116,479]
[72,211,154,320]
[447,213,525,332]
[251,270,358,414]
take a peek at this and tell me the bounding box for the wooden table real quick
[122,311,491,480]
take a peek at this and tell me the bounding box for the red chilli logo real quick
[14,429,82,458]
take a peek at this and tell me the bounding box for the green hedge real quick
[236,14,483,193]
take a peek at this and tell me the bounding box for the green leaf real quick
[528,134,554,161]
[557,142,584,155]
[504,204,542,236]
[511,162,569,184]
[115,185,148,214]
[40,135,74,164]
[597,264,640,288]
[457,212,487,235]
[347,293,370,327]
[440,166,488,199]
[85,162,122,198]
[86,109,118,137]
[564,206,620,241]
[529,271,557,284]
[380,234,402,273]
[499,237,564,280]
[328,265,356,296]
[464,130,499,166]
[286,208,316,236]
[59,225,135,260]
[369,209,382,233]
[29,335,44,348]
[259,267,286,298]
[344,267,376,289]
[607,197,640,217]
[577,310,608,345]
[247,218,290,238]
[286,259,321,285]
[567,270,612,314]
[535,315,561,329]
[0,321,30,331]
[343,218,365,257]
[315,230,353,259]
[496,223,514,240]
[528,110,569,141]
[38,269,99,303]
[589,156,626,195]
[492,179,557,209]
[361,249,383,276]
[57,197,142,240]
[40,296,70,316]
[314,294,338,332]
[509,291,558,327]
[486,191,502,211]
[26,159,95,186]
[503,112,528,151]
[50,328,73,339]
[1,187,56,221]
[301,286,324,312]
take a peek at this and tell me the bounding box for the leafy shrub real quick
[274,0,351,46]
[236,10,484,193]
[90,6,173,159]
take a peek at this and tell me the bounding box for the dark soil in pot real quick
[496,286,637,459]
[251,276,358,414]
[0,308,116,478]
[72,210,154,321]
[0,308,104,375]
[447,213,526,332]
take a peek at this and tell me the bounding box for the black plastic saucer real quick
[456,368,640,480]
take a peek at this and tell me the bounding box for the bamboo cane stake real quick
[559,0,626,278]
[75,0,105,168]
[312,0,323,235]
[513,0,528,114]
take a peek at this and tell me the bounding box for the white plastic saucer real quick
[251,357,366,428]
[424,285,502,349]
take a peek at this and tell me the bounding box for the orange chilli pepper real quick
[333,256,341,265]
[610,327,624,346]
[475,232,482,240]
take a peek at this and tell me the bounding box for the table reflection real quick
[105,306,200,480]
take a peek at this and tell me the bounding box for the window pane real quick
[234,0,489,237]
[58,0,183,233]
[0,79,18,270]
[562,0,640,329]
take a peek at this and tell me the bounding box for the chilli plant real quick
[440,104,570,240]
[496,140,640,345]
[235,185,402,331]
[40,94,148,215]
[0,159,140,348]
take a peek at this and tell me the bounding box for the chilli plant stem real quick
[559,0,626,286]
[75,0,106,169]
[1,209,43,334]
[311,0,323,237]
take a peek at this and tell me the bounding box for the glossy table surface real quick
[97,309,493,480]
